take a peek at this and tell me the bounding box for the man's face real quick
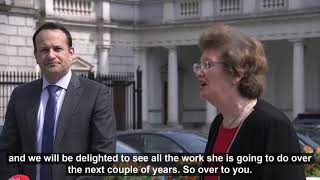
[34,29,74,82]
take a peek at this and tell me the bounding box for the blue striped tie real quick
[40,85,60,180]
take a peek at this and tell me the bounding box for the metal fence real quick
[0,70,142,131]
[86,69,142,130]
[0,71,39,125]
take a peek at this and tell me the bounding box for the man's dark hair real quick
[33,22,72,51]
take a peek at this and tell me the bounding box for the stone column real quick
[97,45,110,74]
[96,0,110,22]
[166,46,179,127]
[96,0,111,74]
[148,50,162,126]
[96,21,111,74]
[133,47,149,126]
[291,39,305,119]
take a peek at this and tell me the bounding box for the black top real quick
[204,99,306,180]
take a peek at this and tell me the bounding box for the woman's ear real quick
[232,72,244,86]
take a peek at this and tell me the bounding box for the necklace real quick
[223,99,256,128]
[217,100,256,180]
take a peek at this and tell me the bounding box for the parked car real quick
[297,132,319,152]
[294,113,320,144]
[294,114,320,126]
[117,129,207,153]
[116,140,139,153]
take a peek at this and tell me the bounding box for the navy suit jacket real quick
[0,73,116,180]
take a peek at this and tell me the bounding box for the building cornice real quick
[37,17,118,29]
[0,6,39,17]
[110,0,140,5]
[110,0,162,5]
[110,7,320,31]
[109,10,320,48]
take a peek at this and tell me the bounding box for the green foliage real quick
[305,153,320,177]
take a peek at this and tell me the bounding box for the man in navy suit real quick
[0,22,116,180]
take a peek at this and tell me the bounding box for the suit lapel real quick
[54,74,83,152]
[26,79,42,153]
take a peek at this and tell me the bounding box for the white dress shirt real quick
[36,70,72,180]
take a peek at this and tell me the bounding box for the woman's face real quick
[195,48,235,104]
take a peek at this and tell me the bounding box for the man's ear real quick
[69,47,75,60]
[34,50,39,64]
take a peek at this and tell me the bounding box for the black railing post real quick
[88,71,95,80]
[132,82,136,130]
[136,66,142,129]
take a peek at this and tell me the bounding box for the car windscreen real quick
[296,133,319,149]
[167,132,207,153]
[295,126,320,145]
[116,141,139,153]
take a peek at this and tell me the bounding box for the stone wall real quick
[0,13,36,71]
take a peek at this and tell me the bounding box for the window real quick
[144,135,183,153]
[117,134,144,152]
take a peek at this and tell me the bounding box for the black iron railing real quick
[0,70,142,131]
